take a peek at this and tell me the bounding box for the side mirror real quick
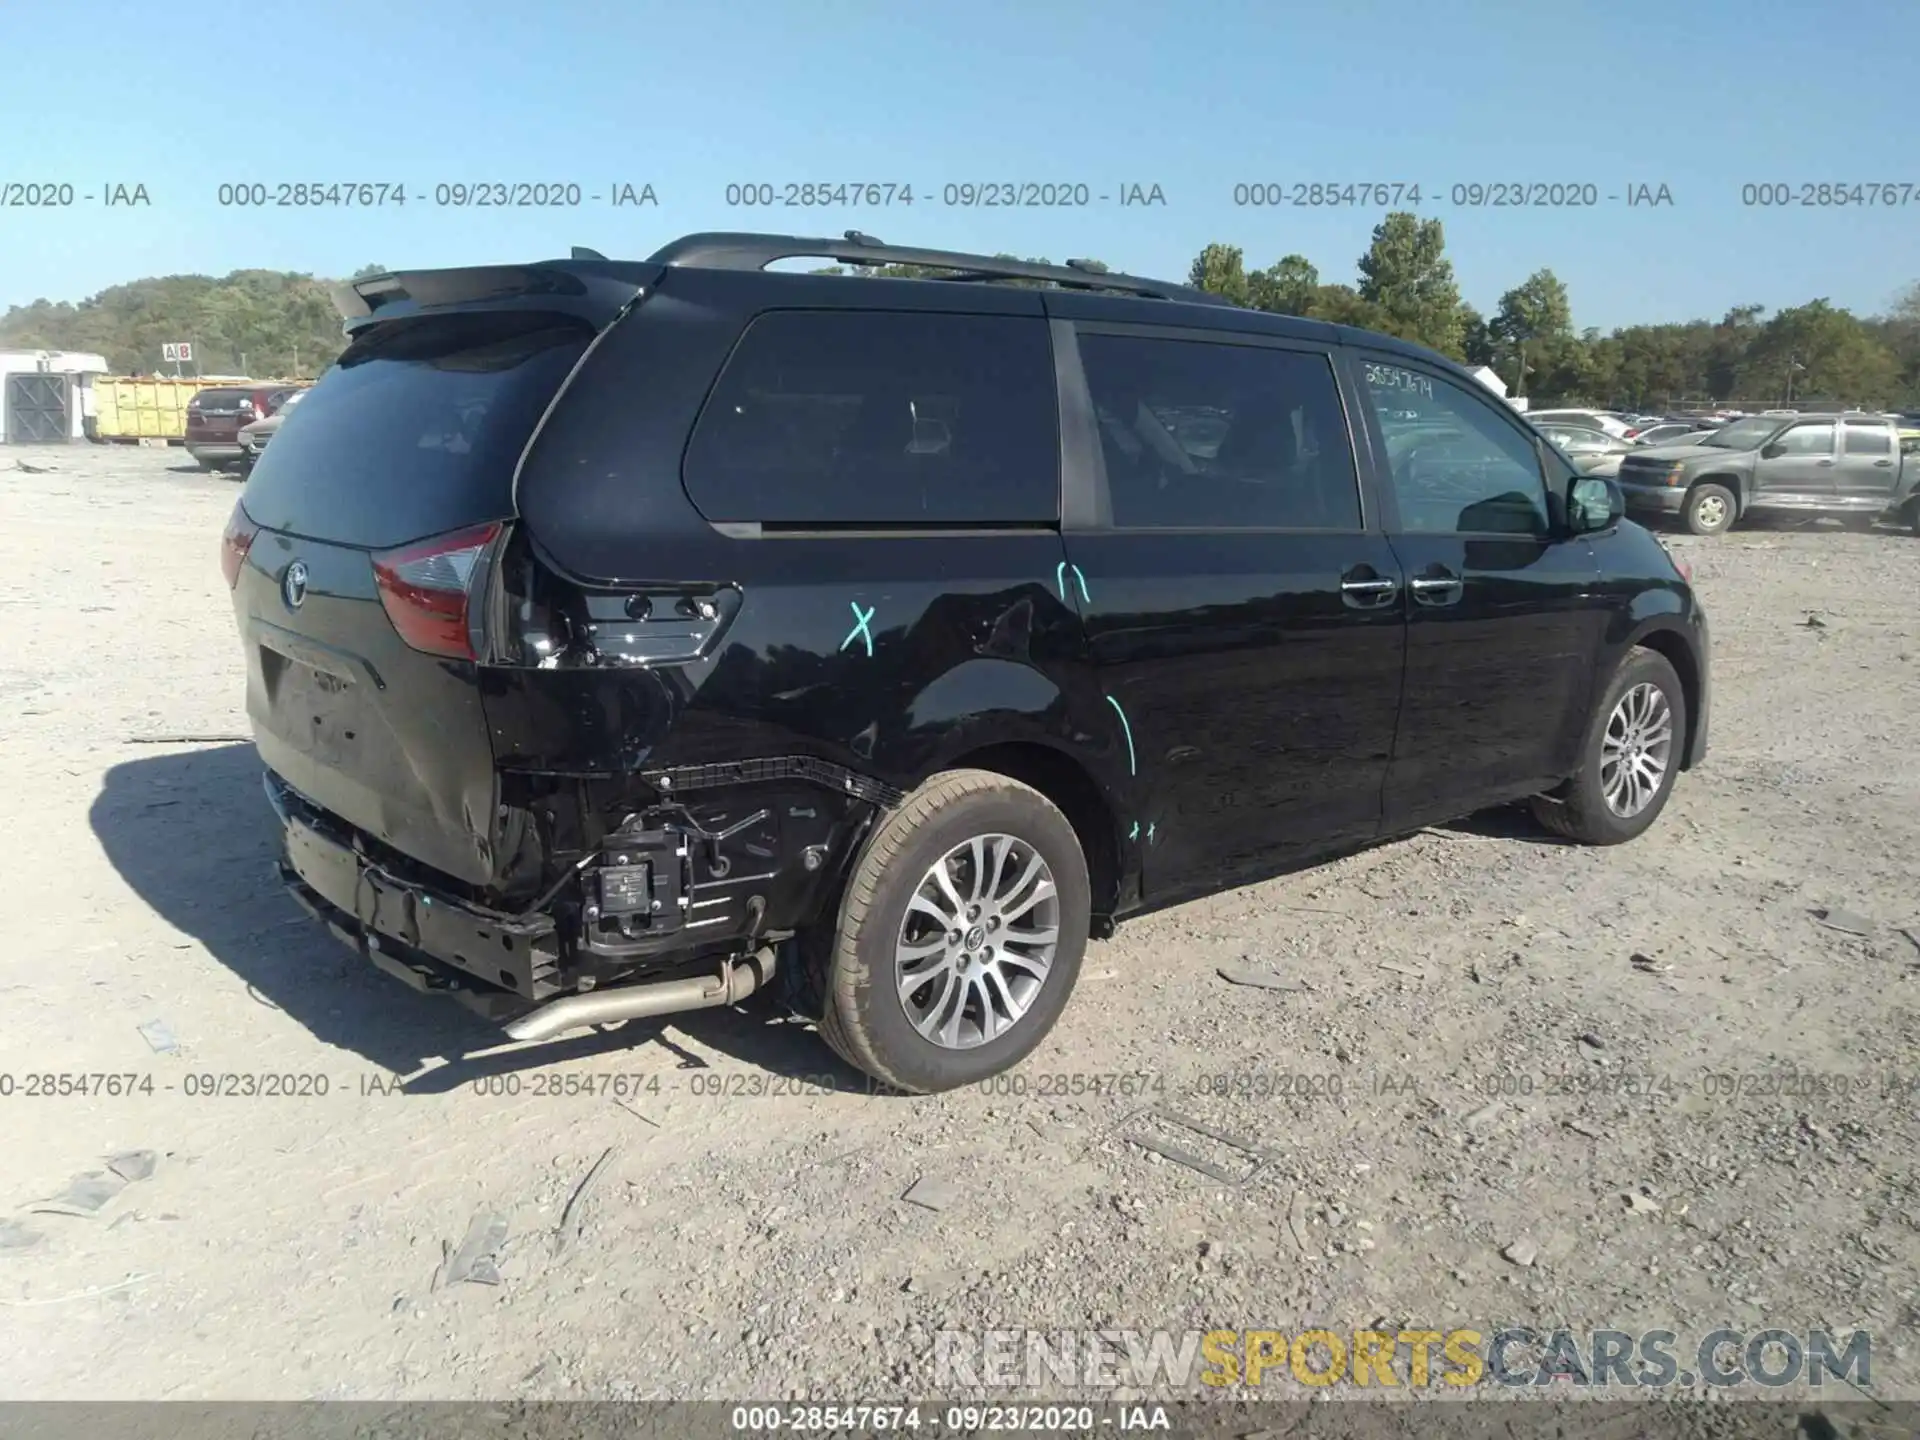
[1760,442,1785,459]
[1569,476,1624,533]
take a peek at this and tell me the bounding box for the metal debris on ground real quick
[1812,906,1874,936]
[136,1020,179,1054]
[550,1146,615,1256]
[1119,1109,1271,1186]
[902,1177,958,1213]
[106,1150,158,1183]
[1626,1192,1662,1214]
[1286,1192,1311,1253]
[1378,961,1428,979]
[0,1220,45,1254]
[440,1212,509,1286]
[125,735,251,745]
[1214,964,1304,992]
[31,1171,129,1217]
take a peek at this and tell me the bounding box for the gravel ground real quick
[1,444,1917,1414]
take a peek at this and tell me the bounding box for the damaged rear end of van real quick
[221,257,891,1040]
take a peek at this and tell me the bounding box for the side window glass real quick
[683,310,1059,525]
[1843,423,1892,456]
[1362,360,1549,535]
[1774,423,1835,456]
[1076,334,1362,530]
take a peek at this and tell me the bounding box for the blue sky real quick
[3,0,1915,330]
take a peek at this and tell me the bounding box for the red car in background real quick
[186,385,302,471]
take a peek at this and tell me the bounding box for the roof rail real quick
[643,230,1232,306]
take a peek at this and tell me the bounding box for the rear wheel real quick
[1683,482,1735,536]
[809,769,1090,1094]
[1531,648,1686,845]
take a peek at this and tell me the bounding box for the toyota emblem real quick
[282,560,309,610]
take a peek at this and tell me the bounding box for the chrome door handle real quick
[1340,576,1399,610]
[1410,575,1464,606]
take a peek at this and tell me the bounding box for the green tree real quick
[1355,212,1465,356]
[1187,244,1251,306]
[1248,254,1318,315]
[1736,300,1900,405]
[1490,269,1575,398]
[1458,303,1497,367]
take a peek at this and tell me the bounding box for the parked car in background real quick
[237,388,308,469]
[1633,421,1719,447]
[1617,412,1917,535]
[1536,422,1635,476]
[186,384,302,470]
[1527,408,1634,439]
[220,230,1711,1092]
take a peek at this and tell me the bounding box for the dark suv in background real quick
[187,384,301,471]
[221,231,1711,1093]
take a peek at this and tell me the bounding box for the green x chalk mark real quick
[841,601,876,657]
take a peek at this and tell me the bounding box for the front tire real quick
[1683,482,1735,536]
[1532,649,1686,845]
[811,769,1090,1094]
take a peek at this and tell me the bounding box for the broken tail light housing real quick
[221,501,259,588]
[371,521,502,659]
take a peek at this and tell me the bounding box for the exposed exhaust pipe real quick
[502,945,778,1043]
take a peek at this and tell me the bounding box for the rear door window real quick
[1843,422,1892,456]
[1074,332,1361,529]
[682,310,1059,526]
[241,312,593,549]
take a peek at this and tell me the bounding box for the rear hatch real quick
[187,387,255,442]
[225,263,650,887]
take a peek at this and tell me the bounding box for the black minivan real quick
[222,231,1710,1093]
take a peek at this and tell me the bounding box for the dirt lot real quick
[1,443,1917,1408]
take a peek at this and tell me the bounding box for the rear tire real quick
[1683,483,1735,536]
[809,769,1090,1094]
[1531,648,1686,846]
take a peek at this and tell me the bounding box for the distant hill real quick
[0,265,387,377]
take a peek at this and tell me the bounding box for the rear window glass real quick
[192,389,248,407]
[1843,423,1891,456]
[682,310,1059,526]
[241,313,590,549]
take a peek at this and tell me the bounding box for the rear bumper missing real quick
[265,757,898,1024]
[268,771,565,1003]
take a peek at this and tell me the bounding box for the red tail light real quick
[221,502,259,588]
[370,522,501,659]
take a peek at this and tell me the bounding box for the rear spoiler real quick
[330,258,663,336]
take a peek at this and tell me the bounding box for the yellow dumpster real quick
[91,377,234,443]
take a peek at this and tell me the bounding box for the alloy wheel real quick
[893,833,1060,1049]
[1600,682,1674,818]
